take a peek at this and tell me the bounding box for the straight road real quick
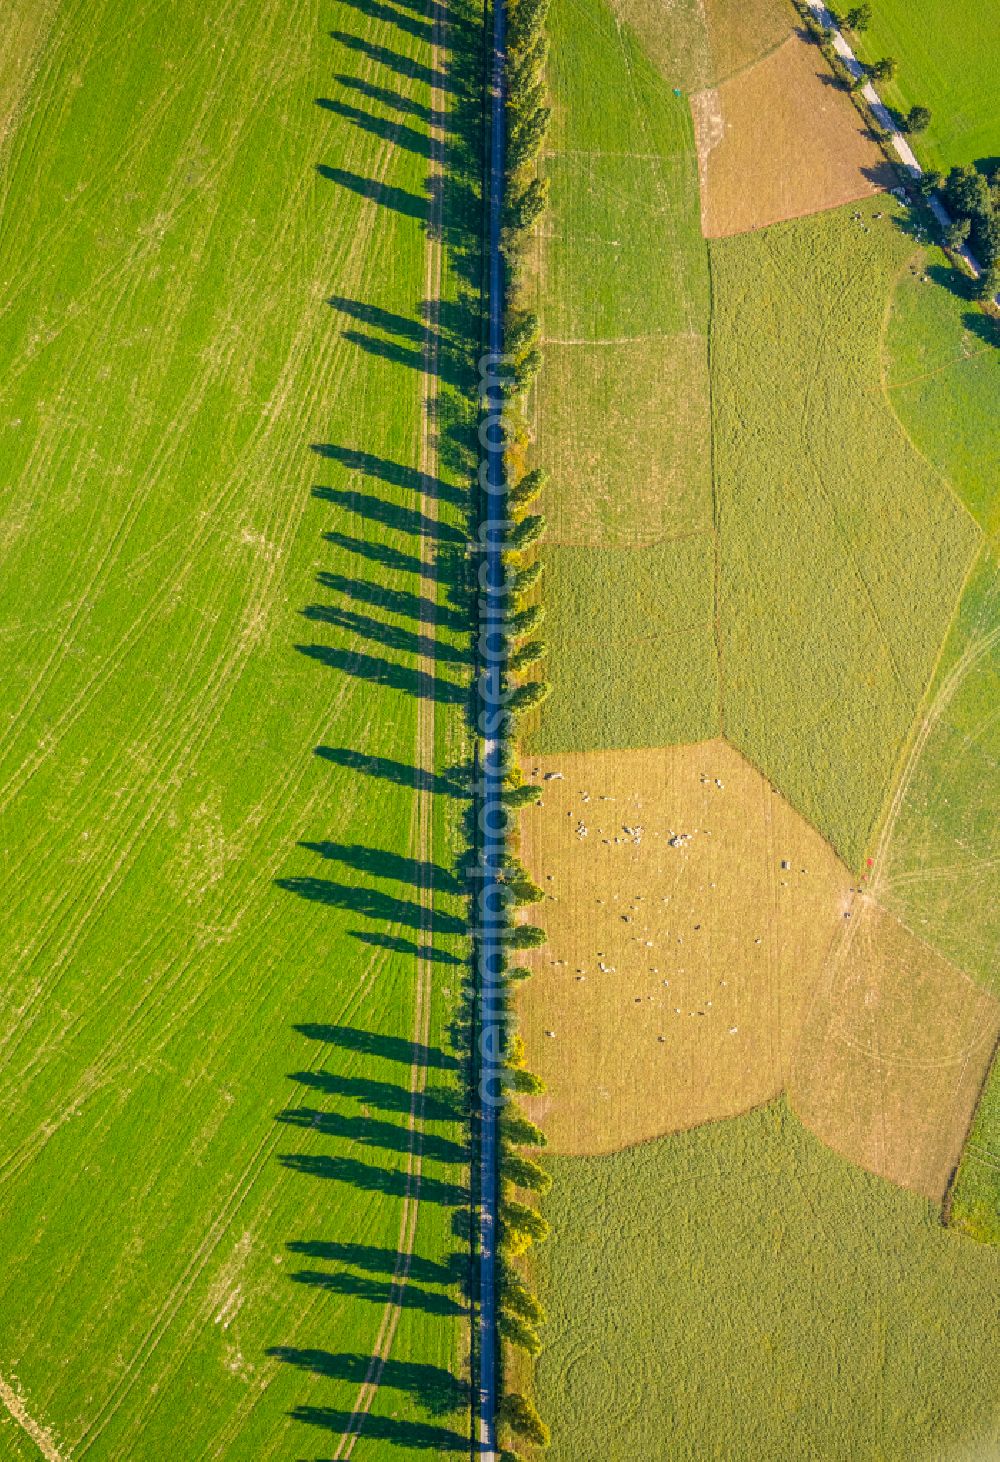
[478,0,508,1452]
[805,0,996,296]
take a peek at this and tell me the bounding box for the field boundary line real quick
[0,1373,62,1462]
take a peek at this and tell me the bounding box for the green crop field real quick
[877,546,1000,996]
[527,0,718,754]
[711,197,980,872]
[531,539,719,752]
[885,255,1000,539]
[873,543,1000,1247]
[0,0,479,1456]
[535,1101,1000,1460]
[951,1056,1000,1246]
[849,0,1000,173]
[878,260,1000,1247]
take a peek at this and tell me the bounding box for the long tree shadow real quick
[268,1347,467,1415]
[288,1266,467,1315]
[351,928,466,964]
[296,839,463,893]
[313,745,469,799]
[329,73,452,130]
[309,443,464,509]
[276,873,466,930]
[317,162,430,221]
[329,29,457,94]
[333,0,438,45]
[279,1152,468,1208]
[300,602,470,665]
[290,1405,473,1452]
[276,0,485,1449]
[293,643,467,704]
[293,1023,460,1070]
[290,1070,464,1124]
[286,1239,466,1288]
[276,1106,467,1165]
[316,98,434,157]
[309,484,464,543]
[319,528,452,584]
[313,568,467,630]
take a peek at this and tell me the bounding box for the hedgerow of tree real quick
[490,0,555,1449]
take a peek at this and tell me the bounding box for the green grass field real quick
[885,255,1000,540]
[532,538,719,751]
[950,1055,1000,1246]
[877,546,1000,996]
[527,0,718,754]
[711,198,980,872]
[849,0,1000,172]
[0,0,478,1455]
[535,1101,1000,1460]
[879,267,1000,1245]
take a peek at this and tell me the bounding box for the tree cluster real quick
[941,163,1000,298]
[503,0,551,274]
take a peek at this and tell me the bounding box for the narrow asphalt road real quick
[478,0,507,1453]
[805,0,996,296]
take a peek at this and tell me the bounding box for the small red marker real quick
[866,858,873,867]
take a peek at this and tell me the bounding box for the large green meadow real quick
[536,1102,1000,1460]
[711,198,979,873]
[0,0,477,1456]
[885,256,1000,539]
[526,0,719,755]
[849,0,1000,172]
[525,0,1000,1450]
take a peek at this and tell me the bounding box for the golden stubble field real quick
[517,743,998,1200]
[692,33,896,239]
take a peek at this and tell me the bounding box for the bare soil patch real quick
[693,33,897,239]
[517,741,853,1152]
[790,900,999,1201]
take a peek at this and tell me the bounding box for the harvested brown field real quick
[517,741,854,1152]
[693,33,897,239]
[790,900,999,1201]
[518,745,999,1197]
